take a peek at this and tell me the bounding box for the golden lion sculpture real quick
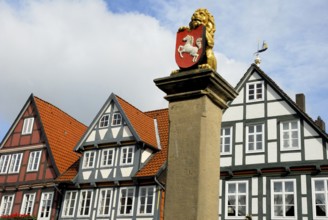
[179,8,217,71]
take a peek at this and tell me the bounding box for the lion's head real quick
[189,8,215,37]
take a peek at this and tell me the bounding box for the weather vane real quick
[254,41,268,66]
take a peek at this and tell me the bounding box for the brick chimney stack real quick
[296,93,306,112]
[315,116,326,132]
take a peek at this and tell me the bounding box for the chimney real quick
[296,93,306,112]
[315,116,326,132]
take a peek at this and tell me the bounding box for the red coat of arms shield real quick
[175,25,206,69]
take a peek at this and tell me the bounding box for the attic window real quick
[246,81,264,102]
[99,115,110,128]
[112,113,122,126]
[22,117,34,135]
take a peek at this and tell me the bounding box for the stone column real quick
[154,68,237,220]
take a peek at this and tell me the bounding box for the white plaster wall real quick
[123,126,132,137]
[245,154,265,165]
[281,152,301,162]
[267,101,295,117]
[249,72,261,80]
[252,177,258,196]
[235,144,243,165]
[121,167,133,177]
[304,138,323,160]
[303,122,319,137]
[82,171,92,180]
[252,198,258,215]
[246,103,265,119]
[141,149,153,163]
[267,119,277,140]
[222,106,244,122]
[235,122,243,143]
[99,129,107,140]
[263,197,266,214]
[301,175,307,194]
[302,197,308,215]
[105,103,112,113]
[263,177,267,195]
[232,88,244,105]
[268,142,278,163]
[220,157,232,167]
[111,127,120,138]
[267,85,281,101]
[86,130,96,142]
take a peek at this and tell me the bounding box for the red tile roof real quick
[55,159,80,182]
[116,96,159,148]
[34,96,87,174]
[135,108,168,177]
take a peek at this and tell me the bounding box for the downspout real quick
[154,175,165,191]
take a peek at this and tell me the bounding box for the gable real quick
[1,99,45,149]
[84,100,134,145]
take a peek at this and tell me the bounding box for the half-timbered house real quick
[0,94,86,219]
[218,64,328,220]
[56,93,168,220]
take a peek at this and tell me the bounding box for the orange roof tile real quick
[116,96,159,148]
[135,108,168,177]
[34,96,87,174]
[55,159,80,182]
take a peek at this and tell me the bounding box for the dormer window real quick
[22,117,34,135]
[99,115,110,128]
[246,81,264,102]
[112,113,122,126]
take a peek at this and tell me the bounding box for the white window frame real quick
[280,120,301,151]
[99,114,110,128]
[119,187,135,216]
[38,192,54,220]
[22,117,34,135]
[97,188,113,217]
[62,191,78,217]
[271,179,297,219]
[246,81,264,102]
[77,189,93,218]
[27,150,42,172]
[82,151,96,169]
[138,186,156,215]
[0,194,15,216]
[100,149,115,168]
[312,178,328,218]
[225,181,248,219]
[8,153,23,173]
[120,146,134,166]
[221,127,232,155]
[20,193,36,215]
[0,155,11,174]
[111,113,122,126]
[246,124,264,153]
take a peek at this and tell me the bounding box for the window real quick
[225,181,248,218]
[78,190,93,217]
[120,146,134,166]
[98,188,113,216]
[312,178,328,217]
[119,187,135,215]
[280,121,300,150]
[8,153,23,173]
[83,151,96,169]
[246,81,264,102]
[271,179,297,218]
[246,124,264,153]
[138,186,155,215]
[22,117,34,135]
[38,192,54,220]
[20,193,35,215]
[221,127,232,155]
[101,149,115,167]
[27,151,41,172]
[0,194,14,215]
[0,155,11,174]
[62,191,78,217]
[112,113,122,126]
[99,114,110,128]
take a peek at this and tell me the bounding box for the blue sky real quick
[0,0,327,141]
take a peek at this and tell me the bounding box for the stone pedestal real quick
[154,69,237,220]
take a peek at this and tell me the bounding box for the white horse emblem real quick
[178,35,202,62]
